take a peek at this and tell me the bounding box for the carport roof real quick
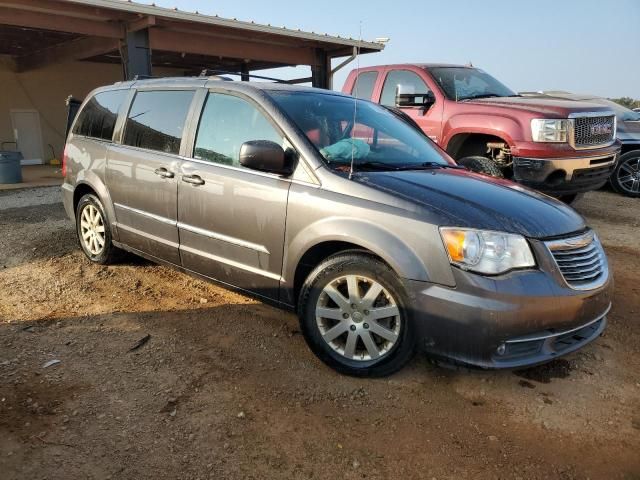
[0,0,384,74]
[71,0,383,50]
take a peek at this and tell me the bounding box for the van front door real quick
[178,92,290,301]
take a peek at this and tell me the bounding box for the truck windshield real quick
[269,91,450,171]
[428,67,516,101]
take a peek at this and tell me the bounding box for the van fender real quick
[74,169,120,242]
[284,217,440,289]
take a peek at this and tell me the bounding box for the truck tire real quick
[610,150,640,197]
[457,156,504,178]
[297,252,415,377]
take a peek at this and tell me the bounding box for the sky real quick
[153,0,640,98]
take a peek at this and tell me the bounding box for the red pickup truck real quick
[342,64,621,200]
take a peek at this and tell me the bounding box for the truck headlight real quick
[531,119,569,143]
[440,228,535,275]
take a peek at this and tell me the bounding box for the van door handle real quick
[154,167,174,178]
[182,174,205,186]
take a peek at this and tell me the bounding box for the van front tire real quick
[298,252,415,377]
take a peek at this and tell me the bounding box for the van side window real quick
[351,71,378,100]
[380,70,431,107]
[123,90,194,155]
[73,90,126,141]
[194,93,283,167]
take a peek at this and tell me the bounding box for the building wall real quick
[0,62,124,162]
[0,62,181,162]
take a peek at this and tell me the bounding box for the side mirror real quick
[395,84,435,109]
[239,140,292,175]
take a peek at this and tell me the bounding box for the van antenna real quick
[348,22,362,180]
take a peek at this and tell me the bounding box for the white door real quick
[10,110,44,165]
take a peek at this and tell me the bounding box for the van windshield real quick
[427,67,516,101]
[269,91,450,171]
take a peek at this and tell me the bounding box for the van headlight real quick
[439,228,535,274]
[531,119,569,143]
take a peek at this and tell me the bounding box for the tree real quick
[609,97,640,110]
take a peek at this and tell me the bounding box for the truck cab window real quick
[380,70,430,107]
[351,71,378,100]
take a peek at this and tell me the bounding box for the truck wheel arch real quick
[445,132,512,160]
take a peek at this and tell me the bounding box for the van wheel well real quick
[293,241,387,306]
[446,133,508,160]
[73,184,97,215]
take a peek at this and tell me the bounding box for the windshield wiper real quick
[459,93,502,101]
[352,161,462,172]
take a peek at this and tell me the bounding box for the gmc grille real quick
[545,231,607,289]
[572,114,615,148]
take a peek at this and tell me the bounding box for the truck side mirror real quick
[395,84,435,109]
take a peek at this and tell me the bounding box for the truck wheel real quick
[457,156,504,178]
[610,150,640,197]
[76,193,121,264]
[298,252,415,377]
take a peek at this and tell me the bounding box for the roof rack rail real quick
[199,68,285,83]
[132,74,160,80]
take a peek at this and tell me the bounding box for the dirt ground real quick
[0,186,639,480]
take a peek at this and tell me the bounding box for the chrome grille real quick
[572,114,615,148]
[546,231,607,290]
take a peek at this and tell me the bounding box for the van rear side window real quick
[73,90,127,141]
[123,90,194,155]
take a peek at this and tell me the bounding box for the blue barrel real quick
[0,151,23,184]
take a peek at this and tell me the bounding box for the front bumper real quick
[513,150,619,195]
[405,242,613,369]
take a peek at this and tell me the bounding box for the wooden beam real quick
[127,15,156,33]
[149,29,315,66]
[14,36,120,72]
[0,6,124,38]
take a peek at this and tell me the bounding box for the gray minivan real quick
[62,76,612,376]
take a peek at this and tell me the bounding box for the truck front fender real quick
[441,113,524,152]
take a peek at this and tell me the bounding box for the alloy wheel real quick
[616,156,640,194]
[80,204,106,255]
[315,274,401,361]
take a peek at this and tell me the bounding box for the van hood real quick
[464,96,614,118]
[354,168,585,239]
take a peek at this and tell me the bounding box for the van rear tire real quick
[76,193,121,265]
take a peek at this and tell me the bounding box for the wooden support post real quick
[311,49,331,89]
[122,28,152,80]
